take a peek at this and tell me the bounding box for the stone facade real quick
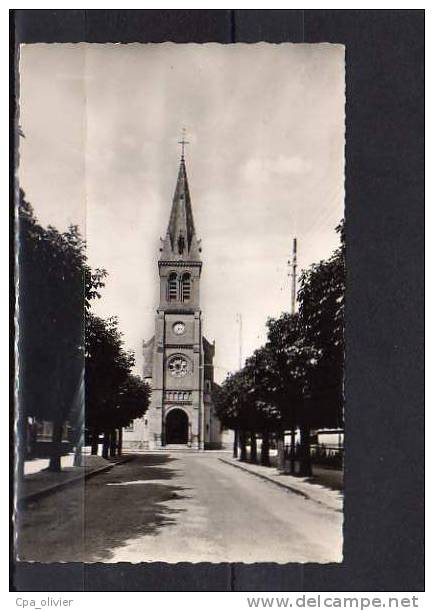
[123,155,222,450]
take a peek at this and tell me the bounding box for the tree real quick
[262,221,344,475]
[18,190,106,473]
[85,314,150,458]
[213,368,254,461]
[209,223,344,477]
[243,347,282,466]
[297,221,345,430]
[265,313,319,474]
[213,349,281,465]
[265,313,302,471]
[111,374,150,456]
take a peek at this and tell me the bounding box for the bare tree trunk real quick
[232,429,239,459]
[49,353,64,472]
[117,427,123,456]
[73,438,83,467]
[299,400,312,476]
[290,426,296,474]
[91,429,99,455]
[73,421,84,467]
[289,403,297,475]
[102,431,110,460]
[48,419,63,472]
[250,432,257,463]
[277,429,285,471]
[109,430,117,457]
[260,431,270,466]
[239,429,247,462]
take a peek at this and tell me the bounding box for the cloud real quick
[241,155,312,183]
[19,43,343,380]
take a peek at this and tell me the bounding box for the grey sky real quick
[19,43,345,382]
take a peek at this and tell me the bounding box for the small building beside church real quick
[123,152,222,450]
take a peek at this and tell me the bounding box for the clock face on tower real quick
[173,321,185,335]
[168,355,189,377]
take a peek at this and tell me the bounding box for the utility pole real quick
[289,237,298,315]
[287,237,298,473]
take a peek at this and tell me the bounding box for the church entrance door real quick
[165,409,189,445]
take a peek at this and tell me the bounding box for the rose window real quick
[168,356,189,377]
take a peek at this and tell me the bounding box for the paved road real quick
[17,452,342,564]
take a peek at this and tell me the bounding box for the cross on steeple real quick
[178,127,189,160]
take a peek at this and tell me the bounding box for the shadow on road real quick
[17,454,191,563]
[121,454,178,468]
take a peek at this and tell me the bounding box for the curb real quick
[18,456,133,507]
[219,457,341,512]
[218,457,310,500]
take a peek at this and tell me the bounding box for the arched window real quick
[180,272,191,302]
[167,272,178,301]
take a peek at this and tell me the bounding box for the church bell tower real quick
[128,139,221,451]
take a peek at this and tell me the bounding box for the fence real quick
[284,442,343,470]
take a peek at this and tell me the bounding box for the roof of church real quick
[202,336,215,363]
[159,157,201,262]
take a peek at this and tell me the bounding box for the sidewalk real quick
[219,456,343,512]
[24,453,76,476]
[17,454,133,507]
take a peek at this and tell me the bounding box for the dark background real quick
[11,9,424,592]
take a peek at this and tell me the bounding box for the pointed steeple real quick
[160,156,201,262]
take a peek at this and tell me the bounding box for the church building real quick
[123,149,222,450]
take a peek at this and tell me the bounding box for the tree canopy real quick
[18,189,149,467]
[297,221,345,427]
[213,221,345,462]
[18,190,105,427]
[85,313,150,435]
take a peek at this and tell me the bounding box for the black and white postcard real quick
[15,41,345,564]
